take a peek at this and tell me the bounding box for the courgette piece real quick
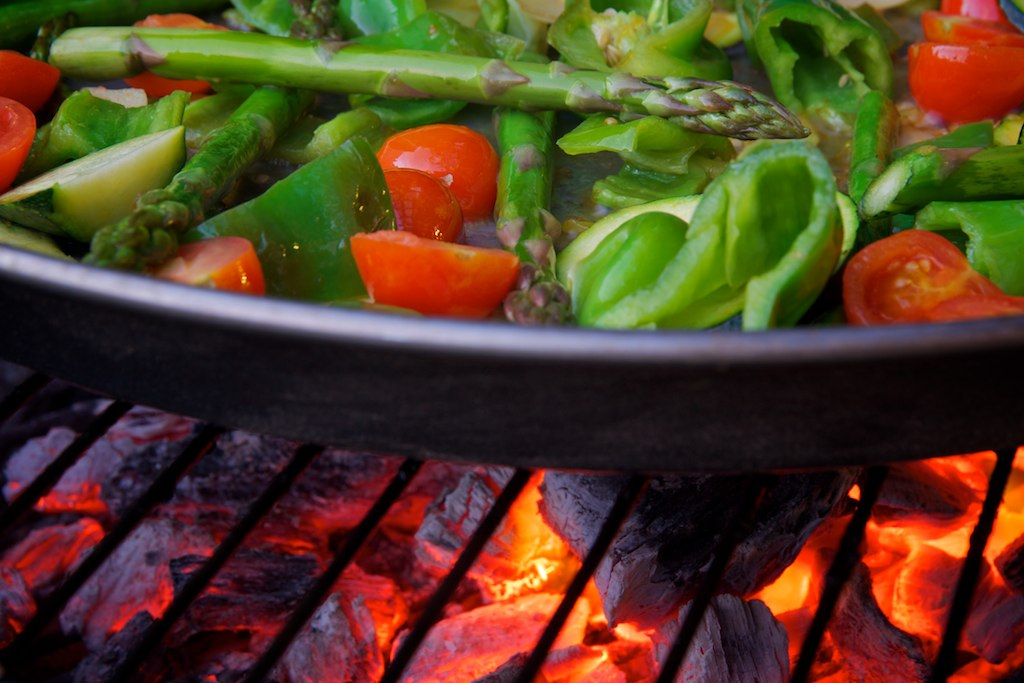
[0,127,186,242]
[0,219,70,260]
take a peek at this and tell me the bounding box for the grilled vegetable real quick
[547,0,732,81]
[0,217,70,259]
[560,141,843,330]
[122,13,227,99]
[189,137,394,302]
[738,0,894,125]
[0,51,61,112]
[383,168,463,242]
[0,98,35,194]
[86,86,309,270]
[48,26,809,140]
[153,236,266,294]
[0,0,228,49]
[860,144,1024,218]
[847,90,899,206]
[914,200,1024,295]
[0,126,185,242]
[19,88,189,181]
[843,229,1024,324]
[494,108,571,325]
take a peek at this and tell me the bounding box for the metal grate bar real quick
[655,477,771,683]
[513,474,648,683]
[790,465,889,683]
[245,457,425,683]
[107,440,321,683]
[0,399,131,536]
[381,468,533,683]
[0,372,49,427]
[927,446,1017,683]
[0,423,224,668]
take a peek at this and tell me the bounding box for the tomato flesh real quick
[0,97,36,193]
[921,10,1024,45]
[351,230,519,318]
[383,168,463,242]
[908,42,1024,123]
[154,236,266,294]
[842,230,1020,325]
[376,124,499,222]
[941,0,1012,24]
[0,51,60,113]
[124,14,227,98]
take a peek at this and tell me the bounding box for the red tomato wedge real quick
[0,51,60,112]
[351,231,519,318]
[383,168,463,242]
[941,0,1012,24]
[842,230,1024,324]
[124,14,227,99]
[153,237,266,294]
[376,124,499,222]
[921,10,1024,45]
[908,42,1024,123]
[0,97,36,193]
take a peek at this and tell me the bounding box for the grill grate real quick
[0,370,1015,683]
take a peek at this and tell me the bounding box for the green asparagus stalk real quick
[495,109,572,325]
[85,86,310,270]
[1,0,229,50]
[49,27,809,140]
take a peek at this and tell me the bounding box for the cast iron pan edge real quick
[2,245,1023,473]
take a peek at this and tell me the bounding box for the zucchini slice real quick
[0,126,186,243]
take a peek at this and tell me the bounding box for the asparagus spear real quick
[495,109,572,325]
[0,0,229,50]
[86,86,309,270]
[49,27,809,140]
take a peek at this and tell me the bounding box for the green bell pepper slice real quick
[739,0,893,123]
[19,89,189,181]
[560,140,842,329]
[549,0,732,80]
[188,137,395,302]
[914,200,1024,296]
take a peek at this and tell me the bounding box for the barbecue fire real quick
[0,389,1023,682]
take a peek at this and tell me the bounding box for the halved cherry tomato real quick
[153,236,265,294]
[921,10,1024,46]
[842,230,1024,324]
[124,14,227,99]
[383,168,464,242]
[376,124,499,222]
[0,51,60,113]
[351,230,519,318]
[941,0,1012,24]
[0,97,35,193]
[908,42,1024,123]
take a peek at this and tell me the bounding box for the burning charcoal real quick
[60,516,215,650]
[2,518,104,596]
[651,595,788,683]
[397,592,591,682]
[414,466,519,579]
[0,567,34,647]
[4,407,198,517]
[873,460,982,521]
[996,533,1024,594]
[474,645,624,683]
[168,550,319,644]
[73,611,163,683]
[0,373,108,458]
[966,564,1024,663]
[539,470,856,627]
[276,585,387,682]
[827,563,930,682]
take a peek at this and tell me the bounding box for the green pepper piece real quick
[914,200,1024,295]
[549,0,732,80]
[188,137,395,302]
[592,162,723,208]
[272,107,387,164]
[229,0,298,36]
[182,90,252,152]
[339,0,427,37]
[562,140,842,329]
[19,89,189,182]
[739,0,893,124]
